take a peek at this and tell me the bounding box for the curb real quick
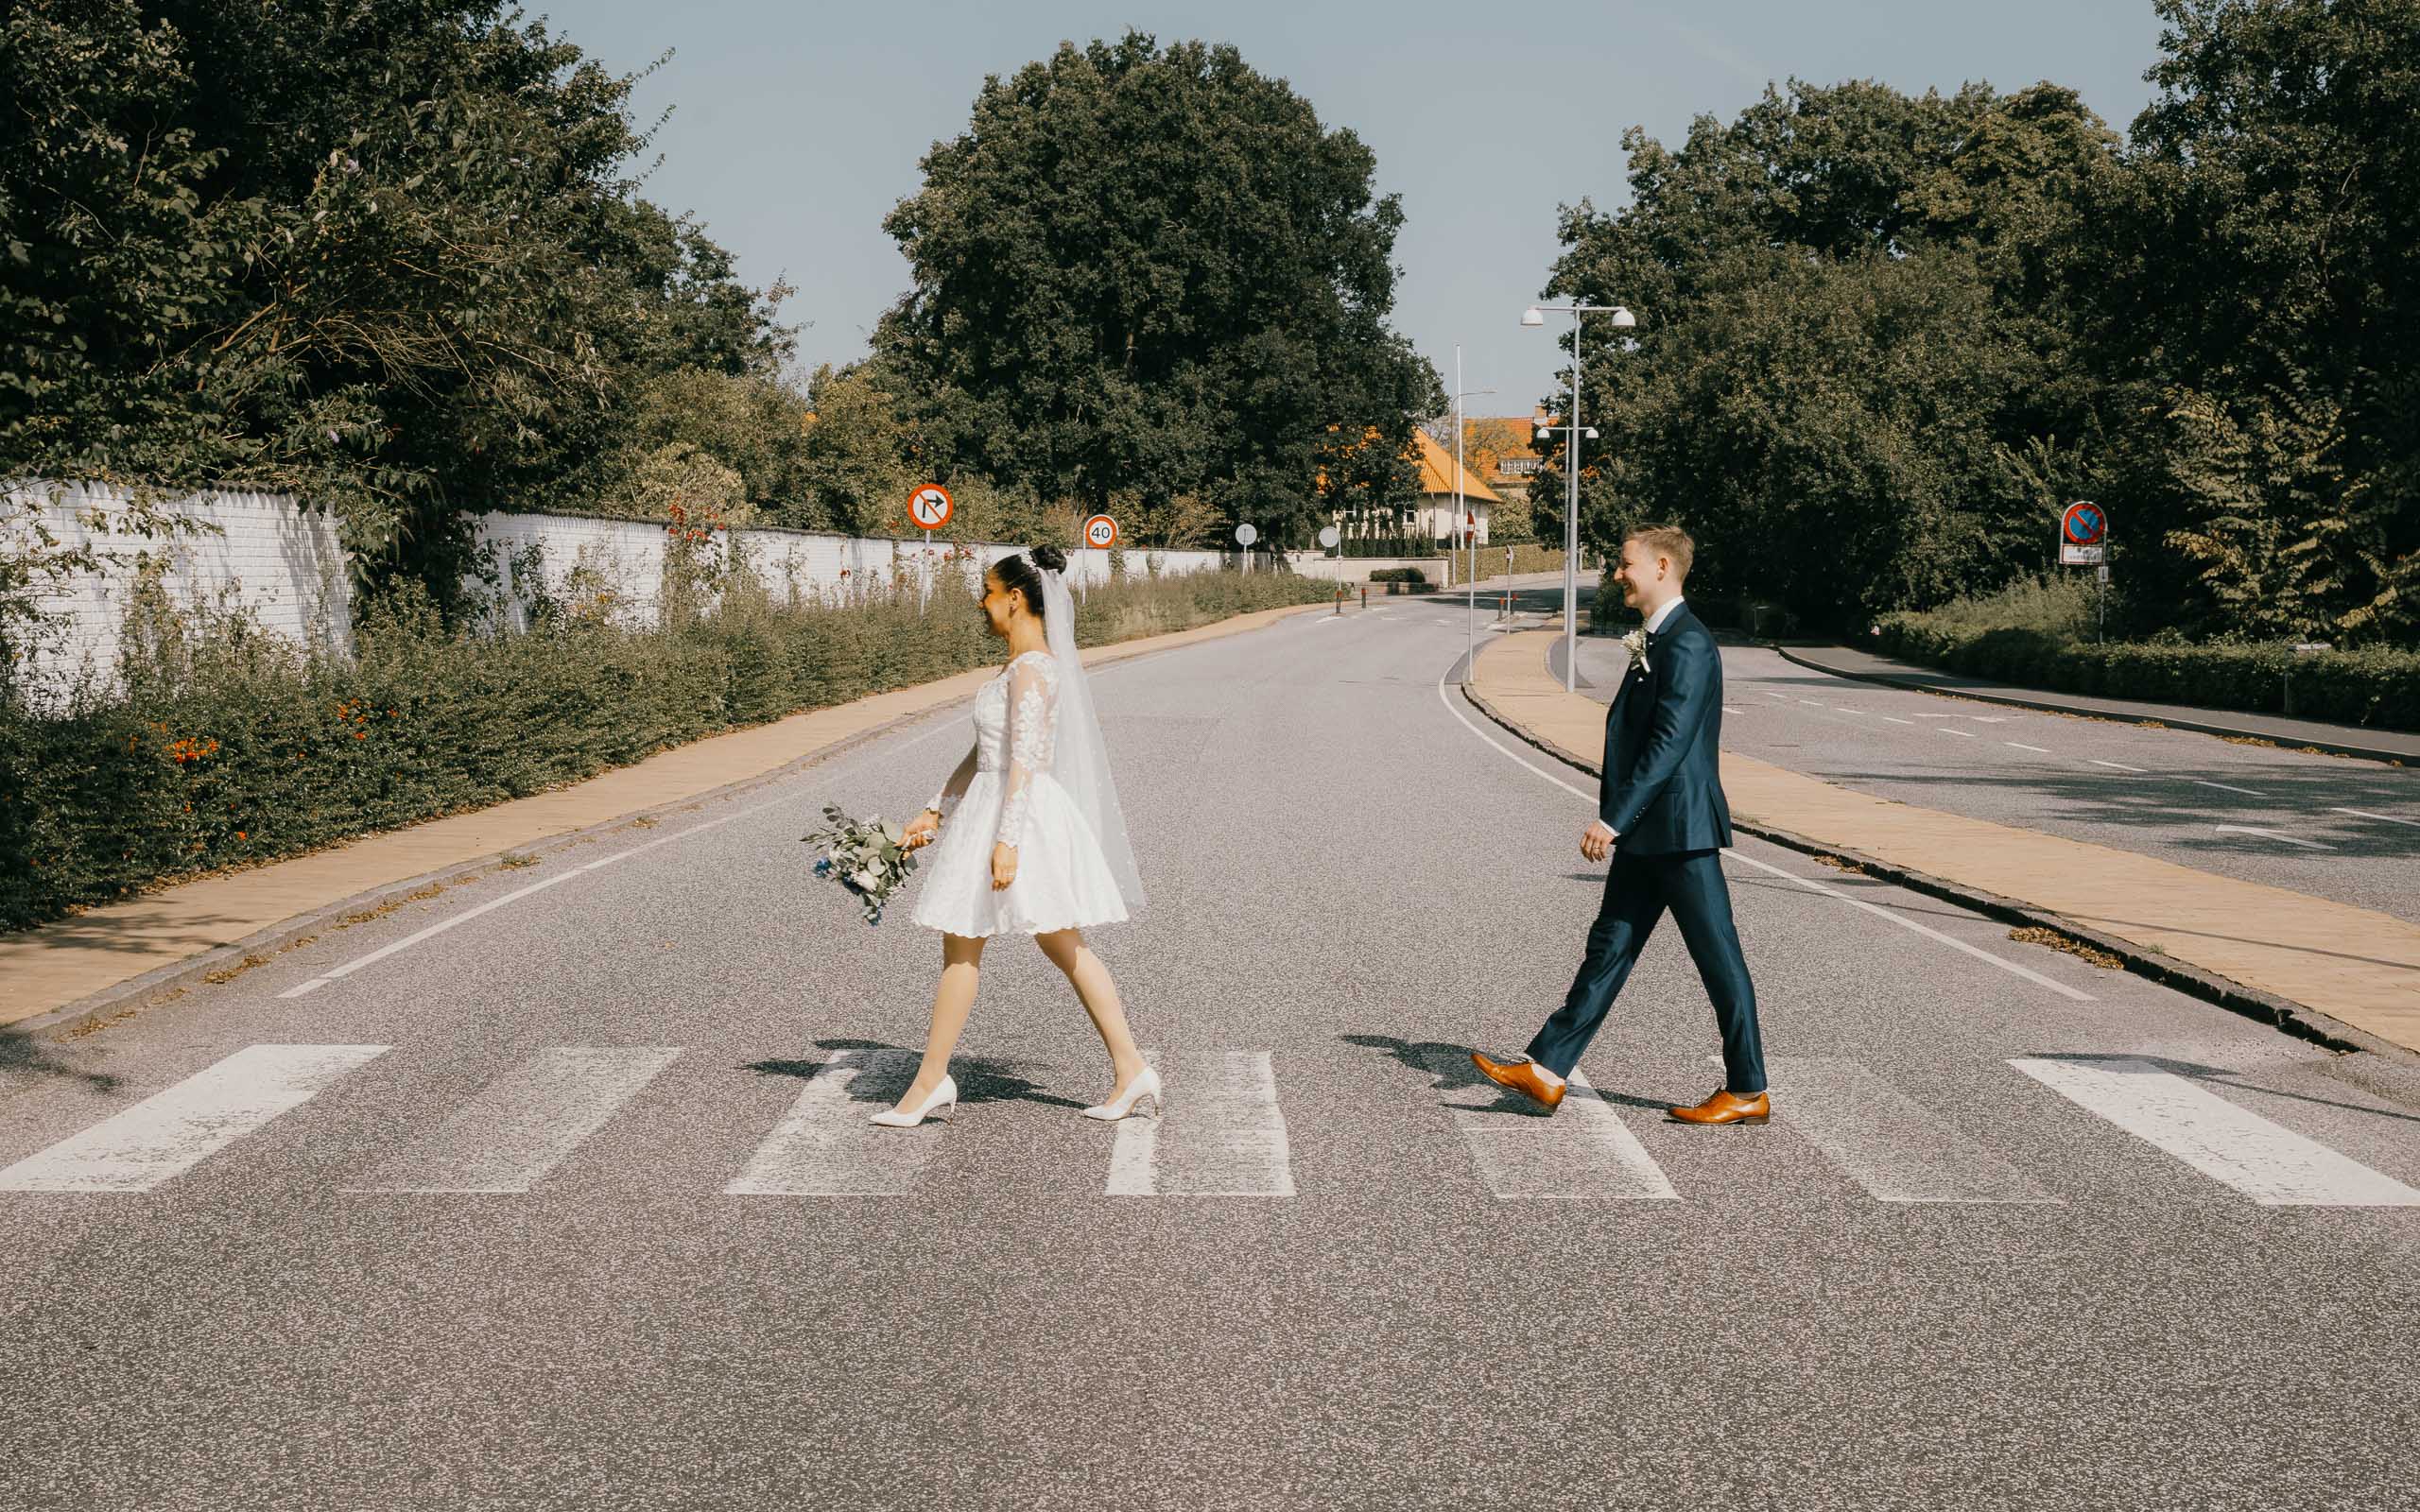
[1772,645,2411,767]
[11,602,1331,1043]
[1460,682,2413,1067]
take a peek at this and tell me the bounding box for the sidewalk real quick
[1466,627,2420,1059]
[0,602,1331,1033]
[1778,642,2417,765]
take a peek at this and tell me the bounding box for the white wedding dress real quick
[912,649,1131,937]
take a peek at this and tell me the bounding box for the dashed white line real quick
[2192,780,2265,797]
[1878,715,1916,726]
[2091,760,2148,773]
[1433,674,2096,1002]
[2005,743,2051,753]
[2334,808,2420,829]
[1797,699,1825,707]
[2213,825,2333,850]
[1938,728,1977,739]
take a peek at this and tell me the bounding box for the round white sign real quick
[907,484,954,530]
[1318,525,1340,549]
[1083,513,1118,549]
[1235,523,1258,546]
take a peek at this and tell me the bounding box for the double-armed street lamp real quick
[1523,301,1636,692]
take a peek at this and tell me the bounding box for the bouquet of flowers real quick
[801,803,921,925]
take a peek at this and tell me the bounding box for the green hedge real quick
[1874,618,2420,732]
[1368,566,1427,584]
[0,567,1333,931]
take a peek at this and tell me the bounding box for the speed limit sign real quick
[1083,513,1118,549]
[907,484,954,531]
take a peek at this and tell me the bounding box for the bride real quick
[876,543,1159,1127]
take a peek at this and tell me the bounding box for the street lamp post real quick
[1449,346,1494,686]
[1523,301,1634,692]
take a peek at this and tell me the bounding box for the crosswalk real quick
[2,1043,2415,1208]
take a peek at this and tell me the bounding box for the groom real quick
[1471,524,1770,1125]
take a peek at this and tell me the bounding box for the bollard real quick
[1360,584,1368,610]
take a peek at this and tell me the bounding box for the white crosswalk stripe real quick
[726,1050,942,1195]
[0,1044,389,1193]
[349,1047,680,1194]
[1772,1057,2054,1204]
[1448,1066,1678,1200]
[2010,1057,2420,1206]
[1106,1050,1293,1196]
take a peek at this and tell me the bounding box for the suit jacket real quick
[1599,603,1734,854]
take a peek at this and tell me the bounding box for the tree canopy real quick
[1538,0,2417,643]
[873,32,1442,549]
[1,0,791,601]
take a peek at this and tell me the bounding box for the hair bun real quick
[1029,544,1067,574]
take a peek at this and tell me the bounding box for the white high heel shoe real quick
[1081,1066,1163,1122]
[869,1074,957,1127]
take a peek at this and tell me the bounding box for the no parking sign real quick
[2060,501,2106,565]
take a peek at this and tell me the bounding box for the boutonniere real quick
[1620,628,1651,677]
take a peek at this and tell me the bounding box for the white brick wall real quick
[5,481,352,701]
[6,482,1233,702]
[466,510,1229,630]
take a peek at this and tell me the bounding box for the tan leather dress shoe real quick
[1668,1088,1770,1125]
[1471,1051,1565,1110]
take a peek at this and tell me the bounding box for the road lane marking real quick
[1938,728,1977,739]
[726,1050,942,1195]
[1722,706,1743,713]
[1830,706,1863,713]
[2335,808,2420,829]
[2214,825,2333,850]
[2192,780,2265,797]
[1434,675,2097,1001]
[2090,760,2148,773]
[1436,1057,1676,1199]
[347,1047,680,1194]
[2009,1057,2420,1206]
[1771,1057,2054,1204]
[2004,743,2051,753]
[1797,699,1825,707]
[275,709,995,994]
[0,1044,389,1193]
[1878,715,1916,725]
[1106,1050,1292,1197]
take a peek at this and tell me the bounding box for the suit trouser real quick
[1525,848,1767,1094]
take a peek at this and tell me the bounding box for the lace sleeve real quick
[995,656,1058,849]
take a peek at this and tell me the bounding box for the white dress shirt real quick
[1643,595,1686,636]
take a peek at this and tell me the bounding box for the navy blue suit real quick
[1524,603,1768,1094]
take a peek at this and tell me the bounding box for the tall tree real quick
[1537,78,2121,627]
[2087,0,2420,641]
[873,32,1441,547]
[0,0,791,605]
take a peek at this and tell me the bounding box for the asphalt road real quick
[1562,632,2420,925]
[4,600,2416,1510]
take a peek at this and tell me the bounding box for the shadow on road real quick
[746,1041,1087,1110]
[1340,1033,1671,1115]
[0,1028,122,1095]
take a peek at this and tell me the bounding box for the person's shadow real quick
[744,1039,1087,1110]
[1340,1034,1670,1116]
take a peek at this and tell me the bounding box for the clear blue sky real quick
[548,0,2170,416]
